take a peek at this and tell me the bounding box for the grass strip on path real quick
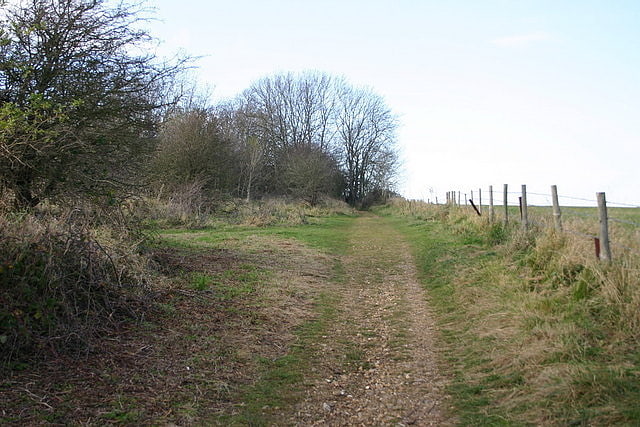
[284,213,453,425]
[206,214,355,425]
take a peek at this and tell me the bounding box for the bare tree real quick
[241,136,263,202]
[230,71,398,205]
[215,100,266,201]
[238,71,337,181]
[0,0,186,208]
[151,107,237,195]
[334,85,398,205]
[282,144,342,205]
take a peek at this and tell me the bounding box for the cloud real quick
[492,32,552,47]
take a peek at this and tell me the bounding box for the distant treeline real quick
[0,0,399,210]
[152,71,399,207]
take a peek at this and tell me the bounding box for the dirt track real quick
[286,214,454,425]
[0,214,453,425]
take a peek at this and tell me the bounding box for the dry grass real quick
[141,189,354,229]
[0,230,335,425]
[0,205,155,367]
[382,198,640,425]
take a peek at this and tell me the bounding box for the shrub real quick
[0,209,152,365]
[141,194,354,229]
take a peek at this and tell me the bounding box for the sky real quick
[146,0,640,207]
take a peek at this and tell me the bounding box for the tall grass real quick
[141,189,354,229]
[379,198,640,425]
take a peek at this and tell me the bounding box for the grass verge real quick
[377,200,640,426]
[219,290,341,426]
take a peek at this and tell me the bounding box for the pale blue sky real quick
[147,0,640,206]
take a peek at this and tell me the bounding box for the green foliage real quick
[210,265,264,301]
[486,222,509,245]
[101,409,139,423]
[189,273,212,291]
[0,0,186,208]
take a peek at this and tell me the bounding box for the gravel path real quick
[287,215,454,426]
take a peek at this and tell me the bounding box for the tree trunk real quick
[246,170,253,202]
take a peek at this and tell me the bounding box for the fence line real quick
[561,209,600,220]
[609,217,640,227]
[439,184,640,262]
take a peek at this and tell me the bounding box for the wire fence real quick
[438,185,640,261]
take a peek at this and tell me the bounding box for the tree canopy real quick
[0,2,398,209]
[237,71,399,204]
[0,0,185,208]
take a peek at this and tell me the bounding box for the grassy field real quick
[451,203,640,257]
[377,200,640,425]
[156,214,357,425]
[456,204,640,226]
[4,198,640,425]
[0,209,358,425]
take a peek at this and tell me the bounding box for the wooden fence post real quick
[479,188,482,214]
[551,185,562,231]
[503,184,508,224]
[458,191,461,205]
[597,192,612,261]
[489,185,495,223]
[470,199,481,216]
[521,185,529,230]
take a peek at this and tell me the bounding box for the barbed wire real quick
[607,200,640,208]
[438,190,640,259]
[477,191,640,208]
[531,217,599,240]
[559,208,600,220]
[557,194,597,204]
[453,187,640,206]
[445,192,640,212]
[610,241,640,254]
[608,217,640,228]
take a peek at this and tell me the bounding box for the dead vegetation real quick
[381,198,640,425]
[139,190,354,229]
[0,225,334,425]
[0,186,357,424]
[0,206,154,367]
